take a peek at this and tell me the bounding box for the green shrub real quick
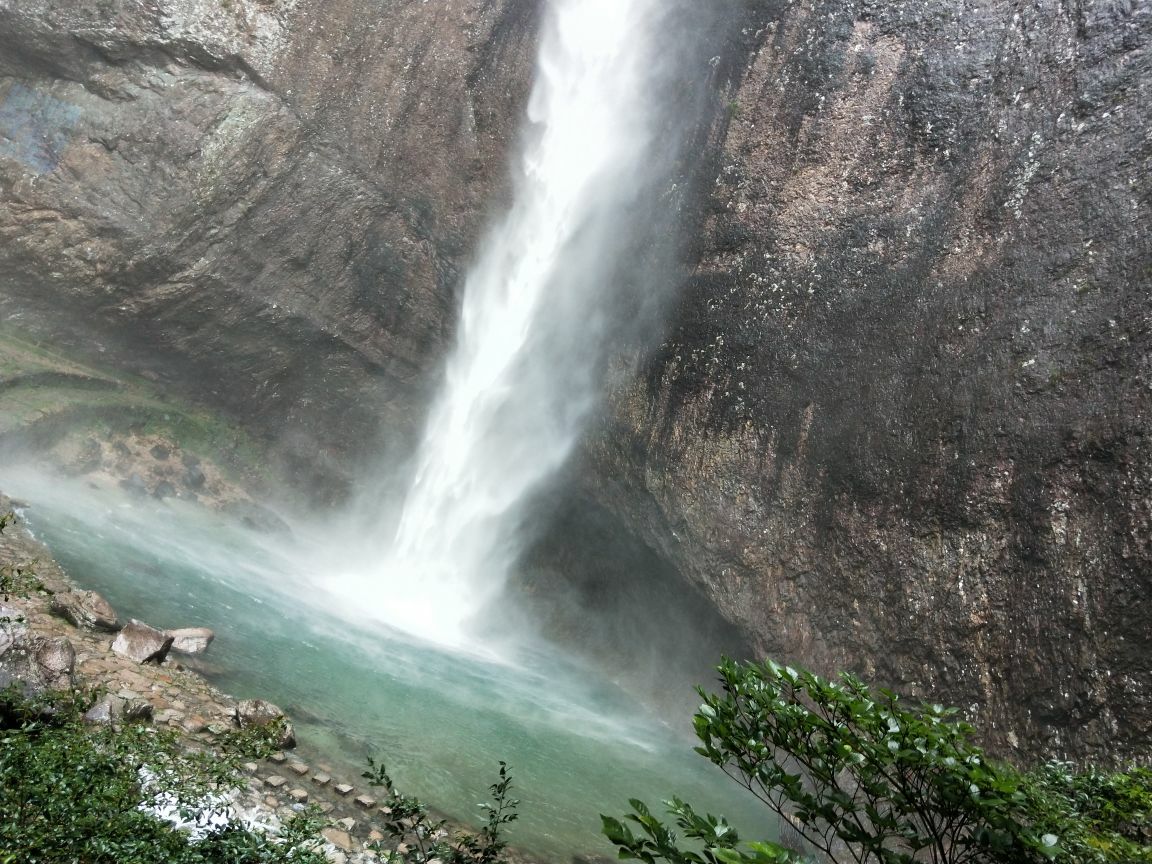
[603,658,1152,864]
[363,757,519,864]
[0,686,326,863]
[1020,762,1152,862]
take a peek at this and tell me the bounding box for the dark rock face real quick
[585,0,1151,763]
[0,0,540,495]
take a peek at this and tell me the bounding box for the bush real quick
[603,658,1152,864]
[0,686,326,863]
[363,758,519,864]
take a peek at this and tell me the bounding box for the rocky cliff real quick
[1,0,1148,764]
[0,0,538,492]
[587,0,1150,763]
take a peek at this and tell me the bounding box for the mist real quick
[326,0,729,658]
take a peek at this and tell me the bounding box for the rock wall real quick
[0,0,539,491]
[586,0,1151,763]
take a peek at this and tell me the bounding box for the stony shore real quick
[0,493,501,864]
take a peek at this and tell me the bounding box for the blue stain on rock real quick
[0,81,82,175]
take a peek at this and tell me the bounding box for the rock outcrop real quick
[0,0,540,496]
[50,589,120,632]
[583,0,1151,764]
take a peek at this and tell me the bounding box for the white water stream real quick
[367,0,670,644]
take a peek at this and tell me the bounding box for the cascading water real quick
[368,0,674,645]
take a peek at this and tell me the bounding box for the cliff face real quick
[0,0,538,489]
[587,0,1151,762]
[2,0,1149,764]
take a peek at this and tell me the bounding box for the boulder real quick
[34,637,76,690]
[183,464,207,490]
[0,604,24,646]
[111,619,174,664]
[83,694,153,725]
[50,589,120,632]
[0,627,75,694]
[167,627,215,654]
[119,473,149,497]
[234,698,296,748]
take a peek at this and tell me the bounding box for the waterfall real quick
[367,0,675,646]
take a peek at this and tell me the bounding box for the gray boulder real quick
[50,589,120,632]
[167,627,215,654]
[111,619,174,664]
[0,624,75,695]
[234,698,296,749]
[83,693,154,725]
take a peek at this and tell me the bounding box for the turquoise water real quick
[5,473,769,860]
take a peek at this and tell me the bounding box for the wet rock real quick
[312,773,331,786]
[289,787,309,804]
[224,501,292,537]
[167,627,215,654]
[183,463,207,490]
[119,473,149,497]
[333,783,354,797]
[111,619,174,664]
[68,438,104,475]
[150,444,171,461]
[354,795,377,810]
[152,479,177,500]
[235,698,296,748]
[264,775,288,789]
[51,589,120,632]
